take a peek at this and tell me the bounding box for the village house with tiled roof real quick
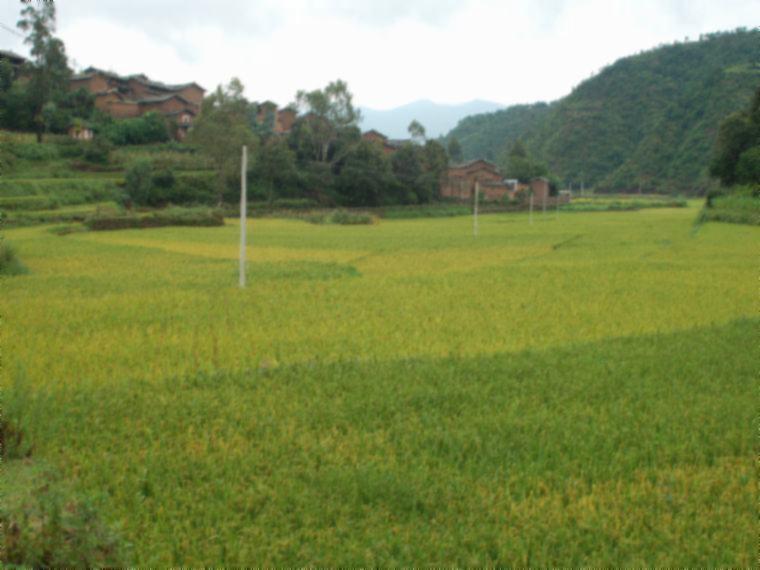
[69,67,204,139]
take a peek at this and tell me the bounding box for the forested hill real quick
[448,29,760,193]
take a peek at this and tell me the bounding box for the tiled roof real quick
[450,159,499,170]
[0,49,27,64]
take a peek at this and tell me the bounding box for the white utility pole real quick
[529,193,534,225]
[473,181,480,237]
[239,145,247,288]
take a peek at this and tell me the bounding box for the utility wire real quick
[0,22,24,38]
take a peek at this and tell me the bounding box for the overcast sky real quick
[1,1,757,109]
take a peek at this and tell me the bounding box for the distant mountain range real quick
[446,28,760,193]
[359,99,504,139]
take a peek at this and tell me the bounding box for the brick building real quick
[441,159,517,201]
[0,49,27,78]
[361,129,408,155]
[254,102,297,135]
[69,67,204,138]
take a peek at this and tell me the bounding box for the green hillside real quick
[449,29,760,193]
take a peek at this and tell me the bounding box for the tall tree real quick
[294,80,360,162]
[447,136,463,163]
[710,87,760,186]
[17,2,71,142]
[408,120,426,144]
[188,78,256,205]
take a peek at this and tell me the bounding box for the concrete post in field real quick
[473,180,479,237]
[542,191,547,217]
[529,192,534,225]
[239,145,247,288]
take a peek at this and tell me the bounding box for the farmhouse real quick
[69,67,205,138]
[361,129,412,154]
[0,49,27,77]
[440,160,557,203]
[254,102,297,134]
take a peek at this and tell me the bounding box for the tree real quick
[710,87,760,186]
[419,140,449,201]
[333,140,394,206]
[251,137,298,203]
[294,80,360,162]
[501,139,547,182]
[17,2,71,142]
[187,78,256,204]
[447,136,463,163]
[391,143,424,203]
[408,120,426,144]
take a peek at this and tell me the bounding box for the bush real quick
[304,209,377,225]
[0,195,59,211]
[84,206,224,231]
[9,142,60,161]
[3,462,128,567]
[124,160,156,206]
[83,137,113,165]
[99,112,171,146]
[0,240,28,275]
[0,179,124,209]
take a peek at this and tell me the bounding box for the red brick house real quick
[362,130,410,155]
[69,67,204,138]
[254,102,297,135]
[441,159,516,201]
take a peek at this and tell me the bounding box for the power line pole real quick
[239,145,247,288]
[529,192,534,225]
[473,181,479,237]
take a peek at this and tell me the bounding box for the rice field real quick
[1,204,756,565]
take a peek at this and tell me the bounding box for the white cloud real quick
[1,0,756,109]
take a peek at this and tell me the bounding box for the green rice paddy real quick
[1,204,756,565]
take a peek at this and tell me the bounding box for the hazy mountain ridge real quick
[359,99,504,139]
[447,29,760,193]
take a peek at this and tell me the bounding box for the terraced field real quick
[2,204,756,565]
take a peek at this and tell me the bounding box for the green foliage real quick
[250,137,299,203]
[501,140,548,182]
[448,29,760,193]
[98,112,171,146]
[16,2,72,142]
[560,196,688,212]
[334,140,395,207]
[0,178,124,206]
[1,205,757,564]
[304,209,377,225]
[0,239,28,275]
[709,87,760,186]
[124,160,155,206]
[84,206,224,231]
[83,136,113,165]
[3,462,128,566]
[697,189,760,225]
[188,78,256,204]
[447,136,463,163]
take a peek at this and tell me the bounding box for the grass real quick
[560,196,688,211]
[697,194,760,226]
[1,202,756,565]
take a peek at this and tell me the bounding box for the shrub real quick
[84,207,224,231]
[304,210,377,225]
[83,137,113,165]
[124,160,156,206]
[0,240,28,275]
[0,195,59,211]
[3,463,129,567]
[8,142,60,161]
